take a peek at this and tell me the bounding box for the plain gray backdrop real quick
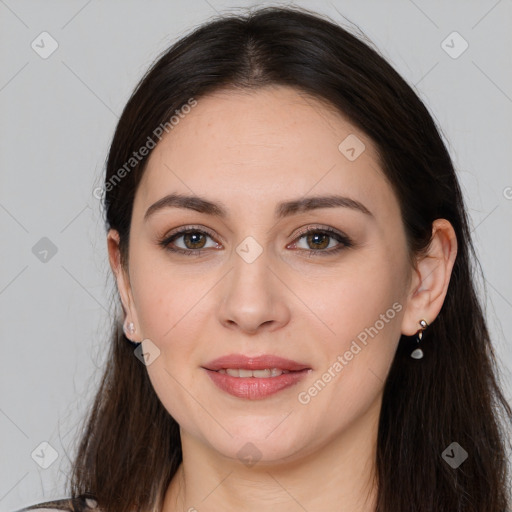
[1,0,511,509]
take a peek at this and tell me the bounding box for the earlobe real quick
[401,219,458,336]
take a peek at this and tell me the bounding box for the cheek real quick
[129,247,206,343]
[293,271,404,437]
[304,248,407,396]
[300,249,406,340]
[130,257,211,430]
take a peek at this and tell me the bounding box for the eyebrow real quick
[144,193,372,222]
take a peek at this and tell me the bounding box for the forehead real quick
[135,85,398,222]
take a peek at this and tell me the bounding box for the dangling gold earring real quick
[411,319,428,359]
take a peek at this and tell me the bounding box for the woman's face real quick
[112,85,413,464]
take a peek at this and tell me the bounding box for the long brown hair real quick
[69,6,512,511]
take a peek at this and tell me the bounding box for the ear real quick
[107,229,141,339]
[401,219,458,335]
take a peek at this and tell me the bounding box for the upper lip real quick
[203,354,311,372]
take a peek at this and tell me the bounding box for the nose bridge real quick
[229,235,274,304]
[217,235,290,332]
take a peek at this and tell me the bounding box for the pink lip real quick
[202,354,312,400]
[203,354,310,372]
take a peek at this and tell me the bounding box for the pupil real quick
[185,232,206,249]
[308,233,328,250]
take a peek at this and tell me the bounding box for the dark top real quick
[14,495,99,512]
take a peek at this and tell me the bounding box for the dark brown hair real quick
[68,6,512,511]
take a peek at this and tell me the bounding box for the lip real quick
[203,354,311,372]
[202,354,312,400]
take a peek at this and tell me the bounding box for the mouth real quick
[215,368,295,377]
[202,354,312,399]
[203,353,311,372]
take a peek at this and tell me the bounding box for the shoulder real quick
[14,496,99,512]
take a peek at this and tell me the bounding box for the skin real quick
[107,85,457,511]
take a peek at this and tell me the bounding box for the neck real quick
[163,396,381,512]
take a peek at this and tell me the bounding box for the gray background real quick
[1,0,511,509]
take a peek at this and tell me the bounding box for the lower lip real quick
[204,369,310,399]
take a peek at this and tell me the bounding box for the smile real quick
[216,368,292,377]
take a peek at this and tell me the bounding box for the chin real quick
[205,424,311,466]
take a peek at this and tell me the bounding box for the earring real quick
[410,319,428,359]
[123,321,141,346]
[124,321,135,336]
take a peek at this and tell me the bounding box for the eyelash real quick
[158,224,353,257]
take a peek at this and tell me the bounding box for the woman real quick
[16,5,511,512]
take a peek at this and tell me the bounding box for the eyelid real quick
[291,223,348,240]
[288,225,353,254]
[159,223,353,255]
[161,224,220,243]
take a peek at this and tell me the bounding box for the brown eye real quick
[290,227,353,257]
[305,232,330,250]
[182,232,208,250]
[159,227,220,255]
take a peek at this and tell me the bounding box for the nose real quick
[217,248,291,335]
